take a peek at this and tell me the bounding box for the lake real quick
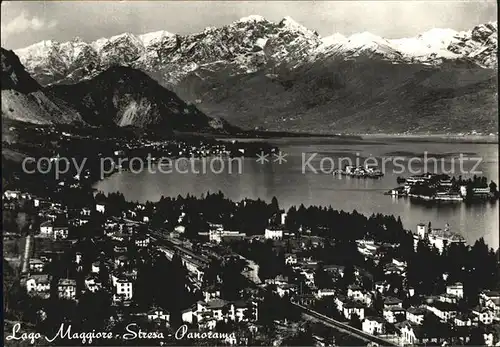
[94,137,499,250]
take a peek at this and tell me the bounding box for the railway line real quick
[293,302,398,347]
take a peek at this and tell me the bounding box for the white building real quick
[40,221,54,235]
[285,253,298,265]
[383,306,406,323]
[316,289,336,299]
[425,302,457,322]
[362,316,385,335]
[4,190,20,199]
[147,307,170,324]
[406,307,426,325]
[96,203,106,213]
[81,207,91,216]
[427,228,466,254]
[114,278,133,301]
[53,226,69,240]
[472,307,495,325]
[264,228,283,240]
[29,258,45,273]
[181,299,257,329]
[84,275,102,293]
[135,236,150,248]
[58,278,77,300]
[26,274,51,297]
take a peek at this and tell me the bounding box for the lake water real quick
[94,137,499,250]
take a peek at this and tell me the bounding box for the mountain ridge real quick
[1,48,230,133]
[14,17,498,87]
[7,17,499,134]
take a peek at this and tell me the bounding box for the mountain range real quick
[1,47,225,133]
[5,17,500,134]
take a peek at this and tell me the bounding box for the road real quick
[293,303,398,347]
[20,235,33,274]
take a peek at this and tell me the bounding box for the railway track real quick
[292,302,398,346]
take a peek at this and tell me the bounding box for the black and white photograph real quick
[1,0,499,345]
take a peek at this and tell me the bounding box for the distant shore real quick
[361,133,499,144]
[211,130,498,143]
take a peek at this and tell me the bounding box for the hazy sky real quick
[1,1,497,49]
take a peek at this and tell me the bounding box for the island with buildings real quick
[386,173,499,202]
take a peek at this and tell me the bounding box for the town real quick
[3,180,500,345]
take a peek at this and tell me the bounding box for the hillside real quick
[47,66,228,132]
[1,48,84,125]
[174,57,498,134]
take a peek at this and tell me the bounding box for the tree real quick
[468,327,486,346]
[349,313,362,329]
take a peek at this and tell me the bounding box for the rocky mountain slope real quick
[1,48,84,125]
[1,48,228,132]
[11,17,499,133]
[47,66,226,131]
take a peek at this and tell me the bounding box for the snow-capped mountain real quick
[14,17,497,88]
[8,17,498,134]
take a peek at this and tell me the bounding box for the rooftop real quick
[58,278,76,286]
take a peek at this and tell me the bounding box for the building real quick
[4,190,21,199]
[397,321,452,346]
[203,285,221,302]
[96,203,106,213]
[406,307,426,325]
[135,235,150,248]
[362,316,385,335]
[182,299,257,329]
[147,307,170,325]
[285,253,298,265]
[472,187,491,196]
[439,293,459,304]
[316,289,336,299]
[209,229,246,243]
[347,285,364,301]
[343,301,365,320]
[454,312,475,326]
[480,291,500,316]
[113,277,134,302]
[472,306,495,325]
[275,283,298,297]
[427,228,466,254]
[383,296,403,310]
[375,281,390,294]
[81,207,91,216]
[40,221,54,235]
[264,228,283,240]
[84,275,102,293]
[446,282,464,299]
[29,258,45,273]
[426,301,458,322]
[25,274,51,297]
[335,295,349,313]
[53,226,69,240]
[58,278,77,300]
[383,306,406,323]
